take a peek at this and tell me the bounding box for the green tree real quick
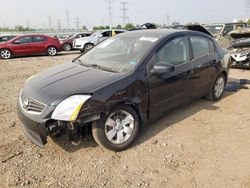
[125,23,135,30]
[105,25,110,29]
[247,19,250,25]
[15,25,25,31]
[116,25,122,29]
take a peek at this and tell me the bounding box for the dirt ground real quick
[0,52,250,188]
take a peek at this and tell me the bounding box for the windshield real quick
[89,31,102,38]
[204,25,224,35]
[77,35,159,73]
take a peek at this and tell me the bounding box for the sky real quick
[0,0,249,29]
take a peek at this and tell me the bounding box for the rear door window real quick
[190,36,211,59]
[32,36,47,43]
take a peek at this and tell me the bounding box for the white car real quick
[73,29,126,52]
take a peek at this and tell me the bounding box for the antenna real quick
[120,1,129,26]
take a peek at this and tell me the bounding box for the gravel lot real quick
[0,52,250,188]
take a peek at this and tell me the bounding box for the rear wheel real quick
[62,43,72,51]
[208,73,226,101]
[47,46,57,56]
[92,105,139,151]
[0,49,12,59]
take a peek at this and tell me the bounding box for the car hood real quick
[24,62,127,105]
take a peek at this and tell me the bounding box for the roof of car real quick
[120,29,206,39]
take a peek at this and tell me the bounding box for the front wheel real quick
[62,43,72,51]
[47,46,57,56]
[208,73,226,101]
[92,105,139,151]
[84,43,94,52]
[0,49,12,59]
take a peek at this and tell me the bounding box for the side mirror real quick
[151,62,175,75]
[98,34,103,38]
[14,40,20,44]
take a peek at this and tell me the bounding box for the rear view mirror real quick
[98,34,103,38]
[151,62,175,75]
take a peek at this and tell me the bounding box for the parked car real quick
[0,35,17,43]
[73,29,126,52]
[17,29,230,151]
[60,32,92,51]
[0,34,62,59]
[204,23,247,48]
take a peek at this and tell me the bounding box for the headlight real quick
[51,95,91,121]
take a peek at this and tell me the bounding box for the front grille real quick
[20,91,47,114]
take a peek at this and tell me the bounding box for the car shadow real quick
[51,77,247,153]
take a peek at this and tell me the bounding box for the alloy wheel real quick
[104,110,135,145]
[1,50,11,59]
[47,47,57,56]
[214,76,225,98]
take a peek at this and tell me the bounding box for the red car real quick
[0,34,62,59]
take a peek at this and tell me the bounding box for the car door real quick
[11,36,32,55]
[189,35,219,98]
[148,36,194,119]
[31,36,47,54]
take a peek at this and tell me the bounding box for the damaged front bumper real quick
[17,91,102,147]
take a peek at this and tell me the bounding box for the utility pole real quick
[65,9,70,30]
[246,0,250,17]
[120,1,129,26]
[47,15,52,30]
[75,17,80,30]
[57,19,61,31]
[105,0,114,27]
[166,13,170,26]
[26,19,30,29]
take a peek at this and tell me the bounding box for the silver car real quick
[73,29,126,52]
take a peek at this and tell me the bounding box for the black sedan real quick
[17,29,231,151]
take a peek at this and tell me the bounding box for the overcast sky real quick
[0,0,248,29]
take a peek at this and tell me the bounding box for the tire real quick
[84,43,94,52]
[92,104,139,151]
[47,46,57,56]
[62,43,72,51]
[207,73,226,101]
[0,49,12,59]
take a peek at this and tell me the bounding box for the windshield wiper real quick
[89,64,119,73]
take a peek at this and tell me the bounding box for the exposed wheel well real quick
[221,71,228,83]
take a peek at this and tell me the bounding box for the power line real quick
[26,19,30,28]
[120,1,129,26]
[75,17,80,29]
[65,9,70,30]
[57,19,61,30]
[47,15,52,29]
[105,0,114,26]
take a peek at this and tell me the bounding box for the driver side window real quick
[156,36,190,66]
[16,36,31,44]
